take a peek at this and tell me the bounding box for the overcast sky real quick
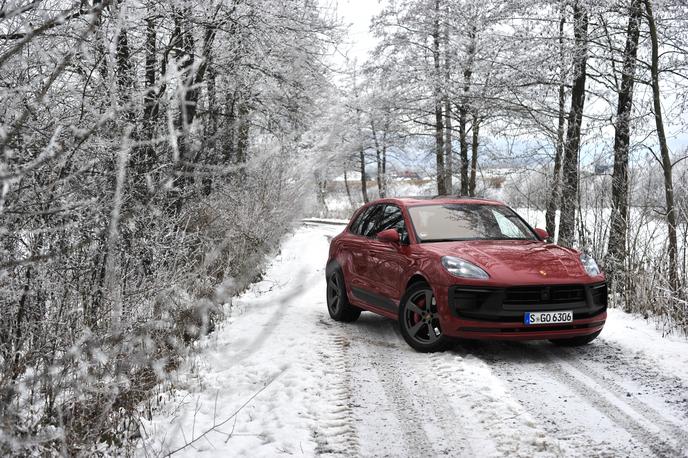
[334,0,382,64]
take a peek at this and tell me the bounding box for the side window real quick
[360,205,384,237]
[372,205,409,243]
[350,206,372,235]
[376,205,403,231]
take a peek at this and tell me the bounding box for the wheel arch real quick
[326,259,341,278]
[406,274,429,289]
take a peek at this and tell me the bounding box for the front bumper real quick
[439,282,608,340]
[443,311,606,340]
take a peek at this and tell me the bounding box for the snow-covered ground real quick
[140,223,688,457]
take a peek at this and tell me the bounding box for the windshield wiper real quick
[421,236,534,243]
[421,238,472,243]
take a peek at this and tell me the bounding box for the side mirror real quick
[377,228,400,243]
[534,227,550,241]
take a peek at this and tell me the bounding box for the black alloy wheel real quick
[326,269,361,322]
[399,282,449,352]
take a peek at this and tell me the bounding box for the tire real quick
[398,282,450,352]
[549,330,601,347]
[326,269,361,322]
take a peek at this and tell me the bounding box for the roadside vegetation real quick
[0,0,334,454]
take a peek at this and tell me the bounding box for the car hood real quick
[421,240,597,284]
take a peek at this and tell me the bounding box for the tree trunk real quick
[236,101,250,164]
[115,22,135,125]
[372,120,385,198]
[376,146,383,198]
[142,16,158,126]
[93,0,109,82]
[644,0,679,292]
[344,168,354,207]
[173,7,196,151]
[225,93,237,163]
[458,105,468,195]
[444,101,453,194]
[201,23,218,195]
[545,7,567,239]
[433,0,446,195]
[443,19,453,194]
[382,129,388,198]
[171,8,218,207]
[126,13,159,205]
[558,1,588,248]
[360,149,369,203]
[170,7,196,213]
[469,115,479,196]
[606,0,642,285]
[459,25,476,195]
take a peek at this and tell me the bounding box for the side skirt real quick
[351,286,398,318]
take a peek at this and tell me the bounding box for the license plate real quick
[524,311,573,325]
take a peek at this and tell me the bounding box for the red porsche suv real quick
[325,197,607,352]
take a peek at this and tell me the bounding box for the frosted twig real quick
[165,369,285,456]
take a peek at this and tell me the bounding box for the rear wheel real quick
[549,330,601,347]
[326,269,361,322]
[399,282,449,352]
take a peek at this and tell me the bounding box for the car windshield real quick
[408,203,537,242]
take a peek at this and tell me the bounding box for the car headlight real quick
[580,253,601,276]
[441,256,489,280]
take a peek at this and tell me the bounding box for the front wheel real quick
[549,330,601,347]
[399,282,450,352]
[326,269,361,323]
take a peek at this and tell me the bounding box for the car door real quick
[346,204,383,291]
[367,205,411,306]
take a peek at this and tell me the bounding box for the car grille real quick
[503,285,585,305]
[449,282,607,322]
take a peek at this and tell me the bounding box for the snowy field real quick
[140,223,688,457]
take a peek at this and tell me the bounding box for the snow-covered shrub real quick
[0,0,331,453]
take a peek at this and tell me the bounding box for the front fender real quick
[326,259,340,278]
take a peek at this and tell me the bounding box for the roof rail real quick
[393,195,490,201]
[431,194,487,200]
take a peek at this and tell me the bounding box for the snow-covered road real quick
[141,223,688,457]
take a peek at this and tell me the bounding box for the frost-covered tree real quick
[0,0,340,453]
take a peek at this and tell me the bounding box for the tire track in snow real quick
[559,338,688,422]
[423,352,498,457]
[222,270,318,369]
[513,342,685,457]
[337,315,470,456]
[464,341,639,456]
[353,333,437,457]
[541,347,688,456]
[428,349,562,456]
[224,230,333,371]
[386,325,489,456]
[552,346,688,439]
[312,327,359,456]
[389,324,562,457]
